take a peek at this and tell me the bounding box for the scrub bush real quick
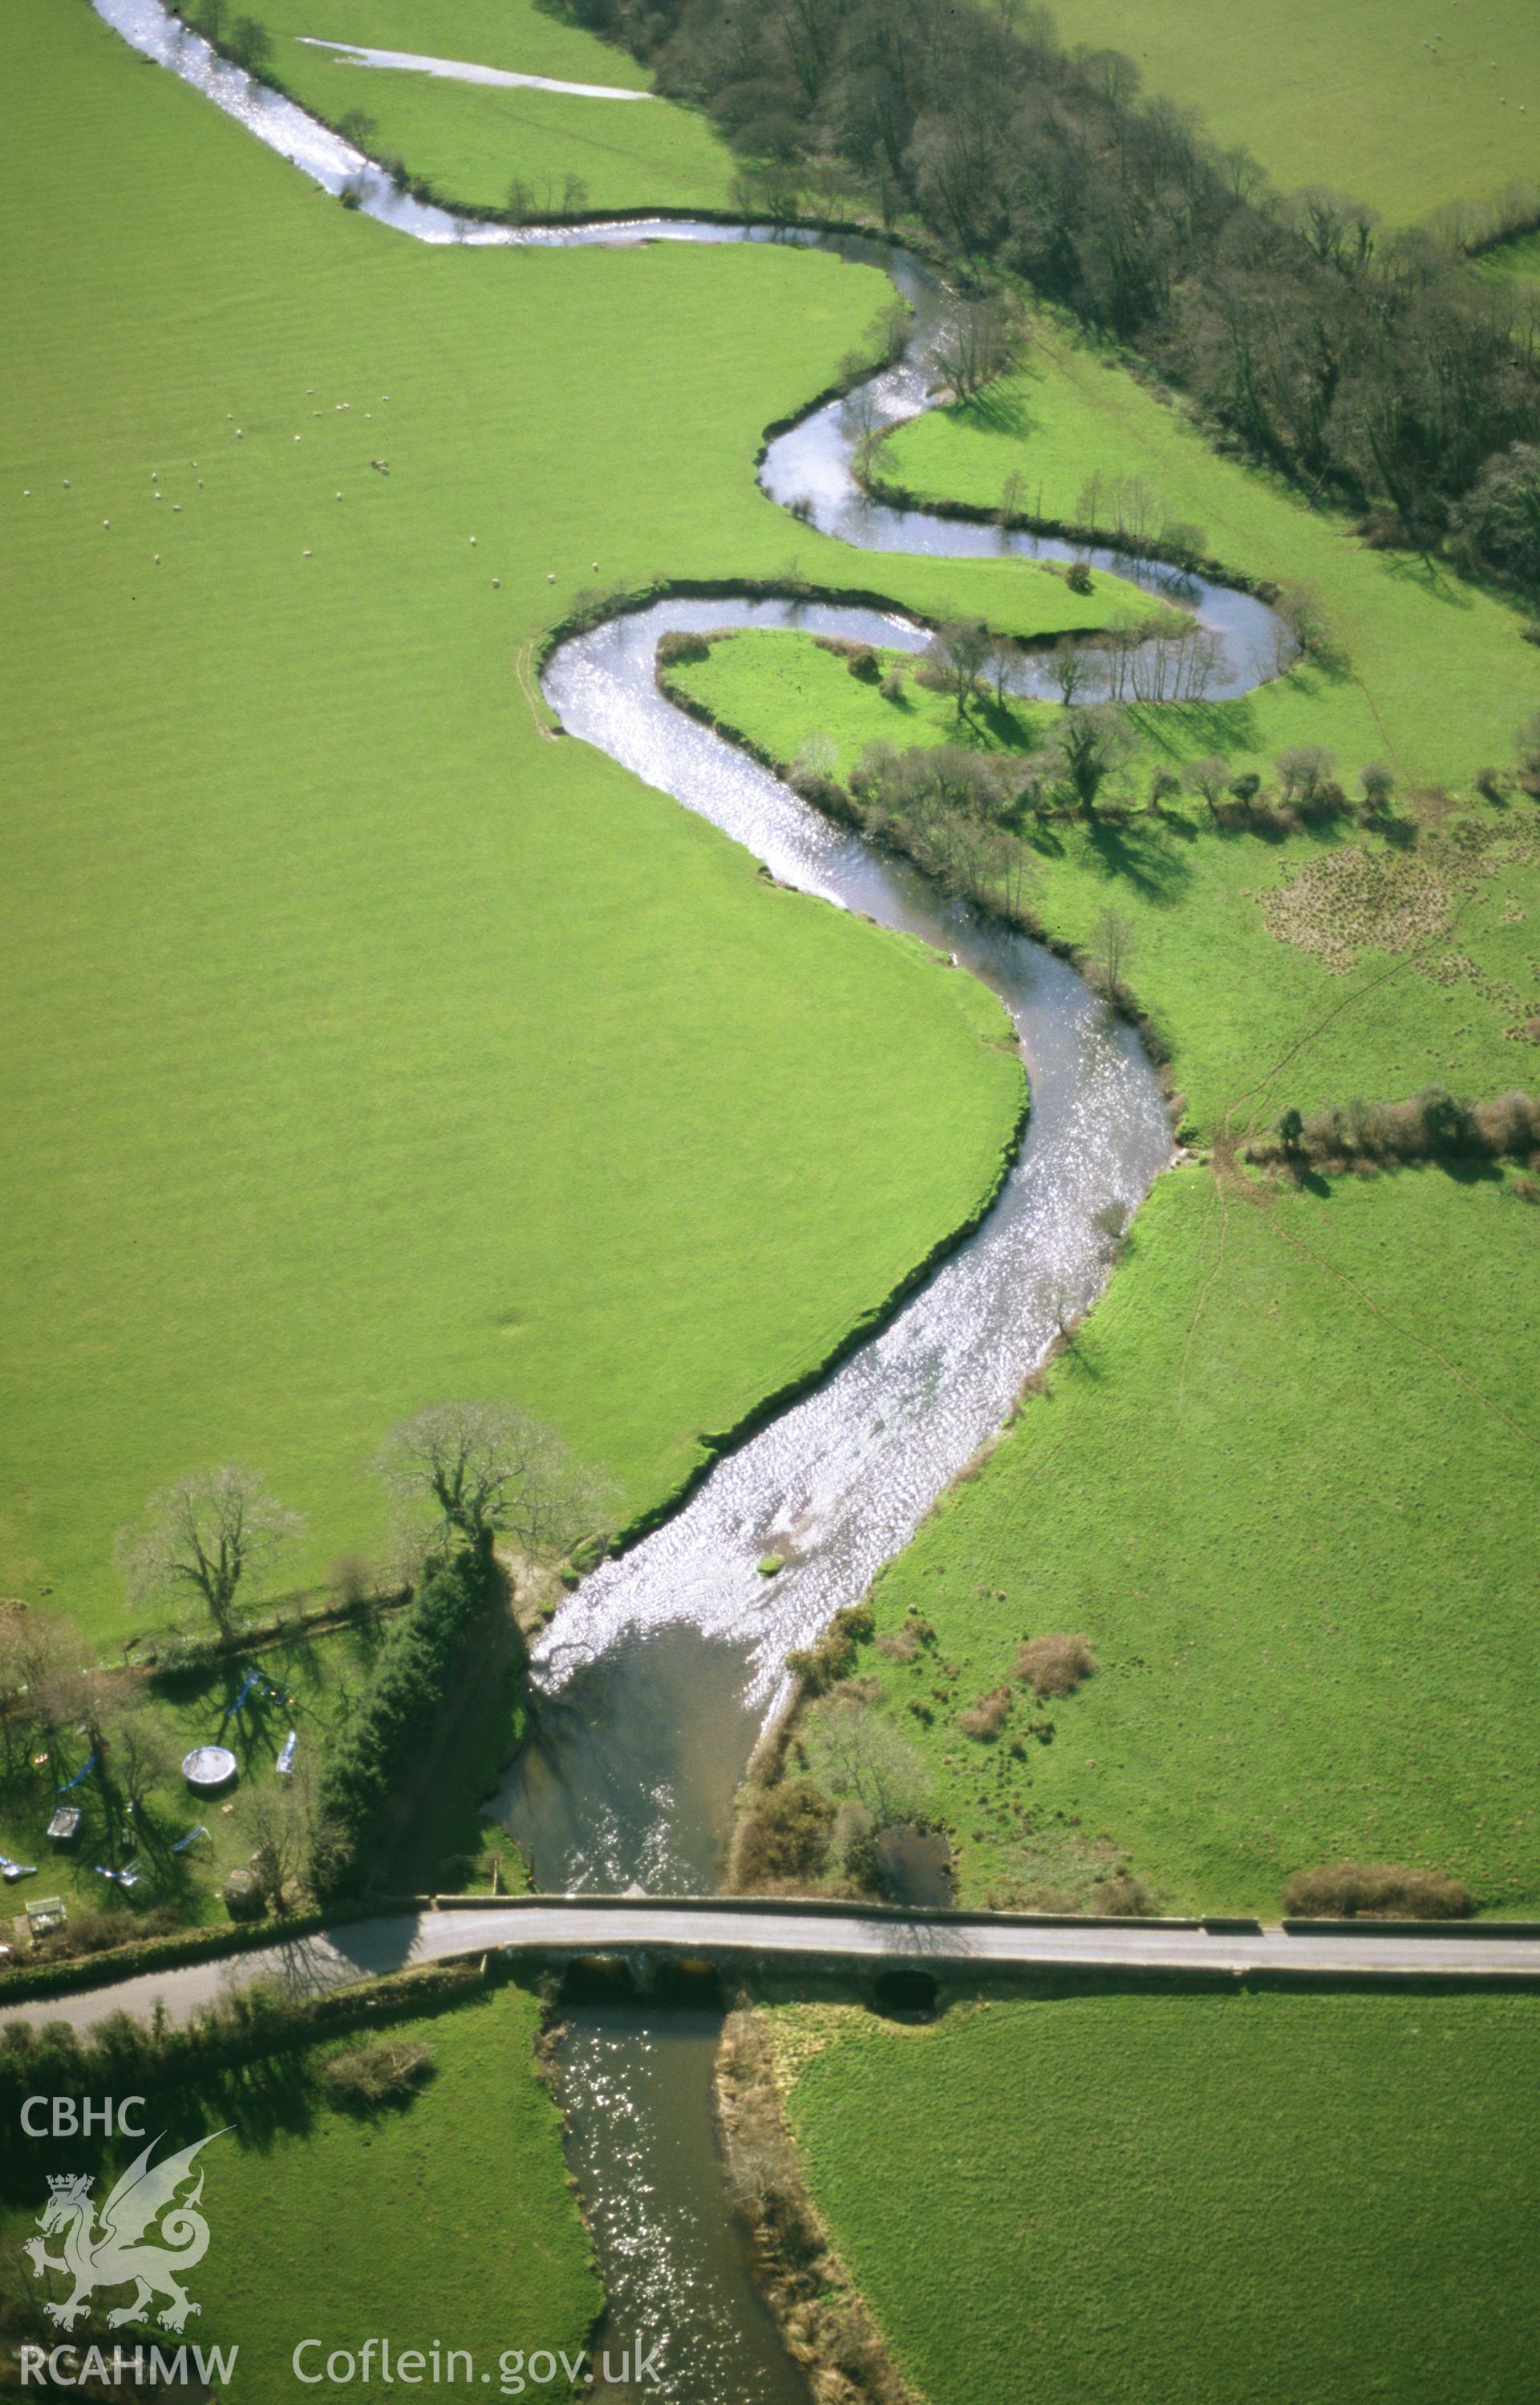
[732,1780,836,1888]
[1282,1862,1475,1919]
[1014,1634,1096,1697]
[1252,1089,1540,1170]
[957,1686,1012,1739]
[322,2038,434,2111]
[788,1603,875,1695]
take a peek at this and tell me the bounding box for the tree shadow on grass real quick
[1434,1153,1506,1187]
[1056,1323,1107,1383]
[1376,548,1478,613]
[952,386,1033,440]
[1130,696,1262,760]
[962,695,1044,753]
[1277,1160,1333,1198]
[1083,814,1193,904]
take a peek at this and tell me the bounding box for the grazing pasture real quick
[2,1979,598,2387]
[880,320,1540,796]
[1043,0,1540,226]
[657,307,1540,1135]
[670,623,1540,1138]
[779,1989,1540,2405]
[1,0,1033,1635]
[841,1167,1540,1916]
[256,0,742,217]
[257,0,659,89]
[670,295,1540,1915]
[200,1985,600,2387]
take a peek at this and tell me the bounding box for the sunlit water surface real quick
[87,12,1282,2393]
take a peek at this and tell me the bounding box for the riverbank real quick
[2,0,1027,1635]
[781,1164,1540,1916]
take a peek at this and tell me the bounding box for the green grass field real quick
[671,306,1540,1135]
[882,322,1540,794]
[778,1990,1540,2405]
[1042,0,1540,225]
[2,0,1038,1640]
[838,1166,1540,1916]
[659,285,1540,1914]
[6,1981,598,2394]
[201,1985,599,2393]
[257,0,741,217]
[260,0,660,87]
[1479,225,1540,289]
[670,624,1540,1138]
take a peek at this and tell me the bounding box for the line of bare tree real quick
[552,0,1540,585]
[112,1403,614,1653]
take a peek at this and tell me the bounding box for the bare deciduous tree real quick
[930,291,1028,399]
[0,1608,94,1782]
[1183,754,1230,817]
[1275,744,1336,803]
[100,1694,179,1861]
[1046,1280,1085,1353]
[117,1467,303,1643]
[1049,637,1088,707]
[988,635,1018,705]
[378,1401,613,1560]
[923,619,993,720]
[233,1766,321,1914]
[1093,906,1139,998]
[1359,760,1396,814]
[804,1699,930,1829]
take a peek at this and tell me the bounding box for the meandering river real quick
[90,9,1285,2393]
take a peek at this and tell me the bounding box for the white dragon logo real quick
[24,2130,225,2334]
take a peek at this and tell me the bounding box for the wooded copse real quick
[558,0,1540,584]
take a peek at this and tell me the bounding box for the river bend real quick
[82,10,1284,2396]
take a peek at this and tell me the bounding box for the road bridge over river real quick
[8,1896,1540,2035]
